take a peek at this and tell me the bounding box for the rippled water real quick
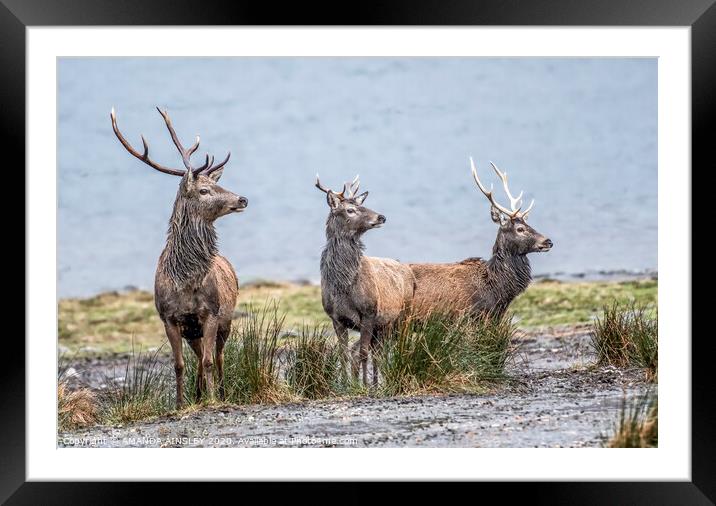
[58,58,657,297]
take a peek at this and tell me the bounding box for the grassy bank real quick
[58,278,657,356]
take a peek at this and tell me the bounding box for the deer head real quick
[110,107,248,223]
[315,175,386,237]
[470,157,553,256]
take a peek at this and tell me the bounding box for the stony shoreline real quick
[58,328,653,448]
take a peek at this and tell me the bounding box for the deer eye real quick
[199,188,210,195]
[516,226,526,233]
[346,208,356,215]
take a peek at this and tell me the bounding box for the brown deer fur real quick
[317,176,415,386]
[111,108,247,408]
[410,159,552,320]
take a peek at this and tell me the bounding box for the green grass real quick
[58,278,657,356]
[284,324,347,399]
[379,312,516,396]
[604,393,658,448]
[184,303,293,405]
[512,278,657,327]
[590,301,658,380]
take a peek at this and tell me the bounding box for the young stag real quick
[409,158,553,319]
[110,107,248,408]
[316,176,415,386]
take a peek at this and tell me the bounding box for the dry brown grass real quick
[58,381,98,431]
[606,394,658,448]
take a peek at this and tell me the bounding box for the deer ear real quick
[354,191,368,205]
[327,191,342,209]
[207,168,223,182]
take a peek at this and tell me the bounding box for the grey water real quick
[58,58,657,298]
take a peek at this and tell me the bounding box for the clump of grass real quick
[591,301,658,380]
[284,324,343,399]
[604,393,658,448]
[184,302,292,405]
[456,313,517,380]
[224,303,292,403]
[379,314,462,395]
[58,380,98,431]
[99,344,172,424]
[379,312,517,395]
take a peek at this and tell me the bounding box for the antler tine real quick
[315,174,348,199]
[469,157,514,216]
[188,136,200,157]
[194,154,211,173]
[490,161,524,215]
[204,152,231,176]
[521,199,535,218]
[347,174,360,197]
[315,174,332,194]
[193,154,214,175]
[110,108,185,177]
[156,107,198,172]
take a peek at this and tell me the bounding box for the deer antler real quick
[111,107,231,178]
[470,157,535,219]
[315,174,360,200]
[110,108,186,176]
[155,107,231,177]
[346,175,361,198]
[490,162,524,213]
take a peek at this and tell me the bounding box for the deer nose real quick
[377,214,386,224]
[237,196,248,209]
[543,238,553,248]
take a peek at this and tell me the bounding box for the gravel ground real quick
[58,327,653,448]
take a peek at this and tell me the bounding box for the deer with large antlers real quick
[409,158,553,319]
[111,107,248,408]
[316,175,415,386]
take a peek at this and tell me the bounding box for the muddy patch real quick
[58,329,653,448]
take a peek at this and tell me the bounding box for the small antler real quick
[345,175,361,198]
[470,157,535,219]
[315,174,360,200]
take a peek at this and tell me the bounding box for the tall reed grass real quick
[591,301,657,380]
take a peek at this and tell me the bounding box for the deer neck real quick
[321,226,364,293]
[486,247,532,304]
[162,197,218,289]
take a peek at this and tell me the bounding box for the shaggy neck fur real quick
[486,235,532,305]
[320,216,364,293]
[163,195,217,289]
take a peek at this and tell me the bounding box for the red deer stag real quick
[110,107,248,408]
[316,175,415,386]
[409,157,553,319]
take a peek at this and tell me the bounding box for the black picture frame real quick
[7,0,711,502]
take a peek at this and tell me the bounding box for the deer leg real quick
[350,339,361,380]
[359,324,374,387]
[215,324,230,401]
[164,322,185,409]
[188,339,204,402]
[371,328,382,388]
[332,321,350,380]
[201,316,219,403]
